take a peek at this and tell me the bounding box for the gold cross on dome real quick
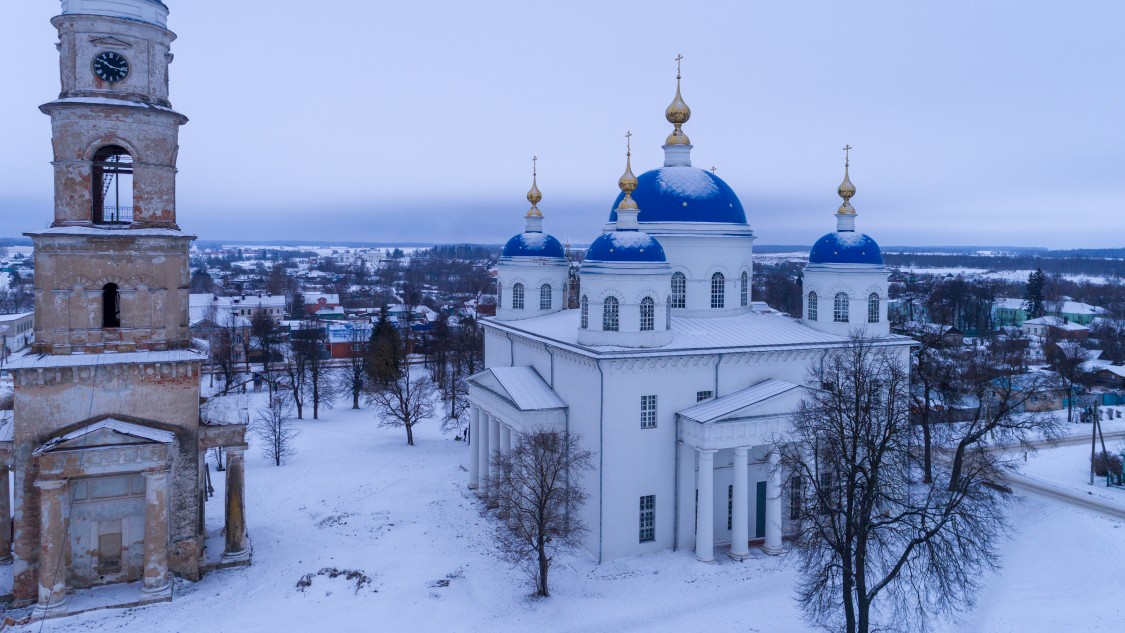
[625,130,632,154]
[675,54,683,77]
[710,166,717,174]
[532,155,537,176]
[843,144,852,166]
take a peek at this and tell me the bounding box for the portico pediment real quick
[35,417,175,455]
[677,379,805,450]
[467,366,567,432]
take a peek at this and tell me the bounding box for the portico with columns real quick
[676,380,801,561]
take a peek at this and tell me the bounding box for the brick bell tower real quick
[2,0,249,616]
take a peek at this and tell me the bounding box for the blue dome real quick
[809,232,883,265]
[501,232,566,259]
[585,231,667,263]
[608,166,746,224]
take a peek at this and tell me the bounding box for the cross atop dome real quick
[525,156,545,232]
[616,131,641,230]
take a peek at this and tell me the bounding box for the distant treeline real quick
[418,244,499,261]
[884,253,1125,279]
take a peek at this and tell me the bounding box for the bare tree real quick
[494,429,592,597]
[253,393,298,466]
[778,336,1014,633]
[279,340,311,419]
[369,368,435,446]
[338,324,369,409]
[1049,340,1091,424]
[250,308,277,389]
[294,321,336,419]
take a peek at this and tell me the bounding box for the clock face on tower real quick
[92,51,130,83]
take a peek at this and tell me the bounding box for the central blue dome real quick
[608,166,746,224]
[502,232,566,259]
[585,231,667,263]
[809,232,883,265]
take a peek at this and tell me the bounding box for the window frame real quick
[603,296,619,331]
[639,495,655,542]
[640,296,655,331]
[711,272,725,309]
[540,283,552,311]
[580,295,589,329]
[640,394,657,429]
[867,292,879,323]
[740,271,748,307]
[512,282,525,310]
[671,272,686,309]
[833,292,849,323]
[808,291,818,321]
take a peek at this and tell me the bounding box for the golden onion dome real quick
[664,55,692,146]
[617,135,639,210]
[838,164,856,202]
[526,157,543,217]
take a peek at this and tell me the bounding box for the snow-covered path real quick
[14,395,1125,632]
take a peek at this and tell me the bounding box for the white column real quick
[695,449,715,562]
[477,411,491,498]
[35,479,70,616]
[140,469,172,595]
[730,447,750,559]
[499,424,511,456]
[487,414,501,508]
[764,450,784,554]
[468,406,480,489]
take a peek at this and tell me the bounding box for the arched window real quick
[640,296,655,331]
[580,295,589,329]
[512,283,525,310]
[740,271,749,307]
[92,145,134,224]
[671,272,686,309]
[711,272,725,309]
[868,293,880,323]
[807,292,818,321]
[540,283,552,311]
[102,283,121,328]
[603,296,619,331]
[834,292,849,323]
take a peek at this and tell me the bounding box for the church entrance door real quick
[68,473,146,588]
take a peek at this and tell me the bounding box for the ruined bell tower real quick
[1,0,249,616]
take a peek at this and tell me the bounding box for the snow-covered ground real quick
[14,392,1125,632]
[1020,440,1125,508]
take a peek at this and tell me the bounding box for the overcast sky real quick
[3,1,1124,248]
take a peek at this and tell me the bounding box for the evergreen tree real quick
[1023,267,1047,319]
[366,308,404,388]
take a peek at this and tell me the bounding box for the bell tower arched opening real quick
[92,145,134,224]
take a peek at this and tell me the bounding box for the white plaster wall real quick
[802,264,890,338]
[495,259,568,321]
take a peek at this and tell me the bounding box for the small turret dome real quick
[808,232,883,265]
[585,231,667,263]
[502,232,566,260]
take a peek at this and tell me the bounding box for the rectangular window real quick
[640,395,657,429]
[696,390,713,402]
[790,475,803,520]
[639,495,655,542]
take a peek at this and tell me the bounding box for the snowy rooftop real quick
[0,312,32,323]
[1024,316,1089,330]
[26,225,194,238]
[485,309,912,358]
[7,348,205,370]
[469,366,566,411]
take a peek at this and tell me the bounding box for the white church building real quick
[466,68,913,563]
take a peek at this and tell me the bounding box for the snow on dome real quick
[584,231,667,263]
[808,232,883,265]
[609,166,746,224]
[501,232,566,259]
